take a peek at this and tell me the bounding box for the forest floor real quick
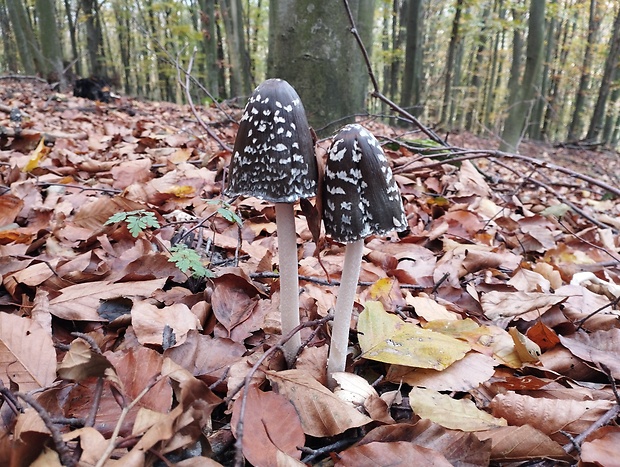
[1,77,620,466]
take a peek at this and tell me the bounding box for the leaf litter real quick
[1,79,620,465]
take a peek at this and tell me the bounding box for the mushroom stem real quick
[327,238,364,388]
[275,202,302,366]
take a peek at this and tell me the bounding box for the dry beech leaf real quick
[559,329,620,379]
[406,295,459,321]
[481,291,566,321]
[475,425,572,462]
[132,300,201,347]
[57,338,114,381]
[490,392,613,437]
[580,427,620,466]
[0,313,56,392]
[0,193,24,225]
[231,387,305,466]
[409,387,506,432]
[508,327,540,363]
[163,331,246,385]
[358,419,492,466]
[507,267,551,293]
[526,321,560,352]
[265,369,372,437]
[336,441,452,467]
[49,278,167,321]
[62,427,108,465]
[358,301,470,369]
[332,372,394,424]
[386,352,497,391]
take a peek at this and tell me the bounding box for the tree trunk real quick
[220,0,252,98]
[528,8,555,141]
[199,0,220,98]
[35,0,65,84]
[585,3,620,142]
[602,63,620,144]
[268,0,375,136]
[82,0,106,77]
[465,4,490,131]
[440,0,464,127]
[499,0,545,152]
[6,0,38,74]
[63,0,82,77]
[483,0,506,130]
[0,0,19,72]
[388,0,406,101]
[112,0,133,94]
[567,0,600,141]
[401,0,424,118]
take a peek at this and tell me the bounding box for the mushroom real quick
[225,79,318,366]
[322,124,407,387]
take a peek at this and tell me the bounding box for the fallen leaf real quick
[336,441,452,467]
[0,313,56,392]
[559,329,620,379]
[131,300,201,347]
[231,387,305,466]
[409,387,507,431]
[266,369,372,437]
[482,291,566,321]
[358,301,470,369]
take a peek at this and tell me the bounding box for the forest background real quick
[2,0,620,153]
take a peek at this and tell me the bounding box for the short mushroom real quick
[322,124,407,387]
[225,79,318,366]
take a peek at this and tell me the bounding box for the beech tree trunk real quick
[35,0,65,84]
[220,0,252,98]
[199,0,220,98]
[82,0,106,77]
[401,0,425,118]
[268,0,375,136]
[500,0,545,152]
[440,0,464,127]
[567,0,600,141]
[6,0,38,75]
[585,3,620,142]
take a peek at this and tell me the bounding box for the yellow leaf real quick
[23,137,50,172]
[508,327,540,363]
[368,277,394,300]
[358,301,470,370]
[165,185,196,197]
[170,148,192,163]
[409,387,506,431]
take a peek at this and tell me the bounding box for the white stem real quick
[275,202,301,366]
[327,239,364,388]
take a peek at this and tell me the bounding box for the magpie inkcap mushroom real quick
[322,123,407,386]
[225,79,318,366]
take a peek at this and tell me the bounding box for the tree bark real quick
[199,0,220,98]
[268,0,375,136]
[82,0,106,77]
[35,0,65,84]
[220,0,252,98]
[499,0,545,152]
[401,0,425,118]
[440,0,464,127]
[567,0,600,141]
[585,3,620,142]
[6,0,38,74]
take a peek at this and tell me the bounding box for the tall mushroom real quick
[225,79,318,366]
[322,124,407,387]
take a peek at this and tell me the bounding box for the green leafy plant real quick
[105,209,160,237]
[169,244,214,279]
[207,199,243,226]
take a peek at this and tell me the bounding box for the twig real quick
[37,182,121,194]
[300,437,360,464]
[17,392,75,466]
[562,404,620,453]
[95,374,163,467]
[227,315,334,467]
[180,49,232,152]
[86,377,105,427]
[249,271,425,290]
[576,295,620,331]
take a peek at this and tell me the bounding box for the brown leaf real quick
[559,329,620,379]
[0,313,56,391]
[265,369,371,437]
[336,441,452,467]
[49,278,167,321]
[581,427,620,466]
[211,273,261,335]
[57,338,114,381]
[131,300,201,347]
[0,194,24,226]
[481,291,566,322]
[490,392,613,438]
[358,420,491,466]
[475,425,573,462]
[164,330,245,386]
[231,387,305,466]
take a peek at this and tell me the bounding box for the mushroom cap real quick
[322,124,407,243]
[225,79,318,203]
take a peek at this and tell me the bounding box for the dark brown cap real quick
[225,79,318,203]
[323,124,407,242]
